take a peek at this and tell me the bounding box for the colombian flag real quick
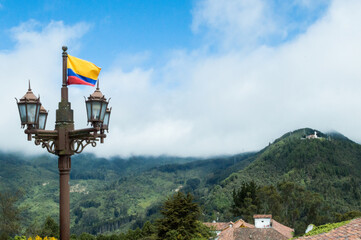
[67,55,101,86]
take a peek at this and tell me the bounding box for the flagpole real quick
[58,46,73,240]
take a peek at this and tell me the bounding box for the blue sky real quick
[0,0,196,69]
[0,0,329,69]
[3,0,361,157]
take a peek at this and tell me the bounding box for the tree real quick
[141,221,156,238]
[231,181,259,222]
[257,185,282,216]
[79,232,96,240]
[156,192,212,240]
[40,216,59,238]
[0,191,22,240]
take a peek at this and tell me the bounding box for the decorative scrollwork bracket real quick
[34,138,56,154]
[70,139,97,154]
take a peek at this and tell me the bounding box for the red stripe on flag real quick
[67,76,95,86]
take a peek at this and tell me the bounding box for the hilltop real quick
[204,128,361,233]
[220,128,360,204]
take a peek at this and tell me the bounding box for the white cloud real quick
[4,0,361,157]
[192,0,276,50]
[0,21,90,155]
[180,0,361,154]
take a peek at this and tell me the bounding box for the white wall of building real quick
[254,218,271,228]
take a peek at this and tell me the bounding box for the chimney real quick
[253,215,272,228]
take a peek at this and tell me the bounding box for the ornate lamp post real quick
[15,46,111,240]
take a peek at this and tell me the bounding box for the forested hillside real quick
[1,128,360,236]
[0,151,254,235]
[204,128,361,234]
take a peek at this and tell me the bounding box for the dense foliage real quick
[156,192,212,240]
[231,181,259,223]
[303,220,350,237]
[5,193,212,240]
[1,128,361,237]
[0,191,22,240]
[231,181,331,234]
[0,151,253,235]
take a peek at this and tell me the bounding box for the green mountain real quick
[205,128,361,233]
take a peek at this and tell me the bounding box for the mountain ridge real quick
[206,128,361,218]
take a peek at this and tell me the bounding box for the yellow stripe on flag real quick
[67,55,101,80]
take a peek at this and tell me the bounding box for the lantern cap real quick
[88,79,106,100]
[40,105,47,113]
[20,80,38,102]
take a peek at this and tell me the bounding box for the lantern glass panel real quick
[103,111,110,127]
[100,102,107,121]
[18,104,27,123]
[27,103,38,123]
[86,101,91,121]
[92,101,101,120]
[38,113,47,130]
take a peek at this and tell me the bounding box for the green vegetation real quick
[204,128,361,235]
[0,191,22,240]
[7,193,212,240]
[39,217,59,239]
[231,181,330,234]
[156,192,212,240]
[1,128,361,237]
[304,219,350,236]
[0,151,253,235]
[231,181,259,223]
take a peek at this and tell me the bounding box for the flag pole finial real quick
[97,79,99,90]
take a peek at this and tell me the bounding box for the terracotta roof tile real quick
[234,228,289,240]
[205,218,296,240]
[204,219,255,240]
[204,222,230,231]
[295,218,361,240]
[272,219,294,239]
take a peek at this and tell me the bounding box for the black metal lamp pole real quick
[16,46,111,240]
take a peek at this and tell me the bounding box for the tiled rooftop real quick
[204,222,232,231]
[204,217,295,240]
[204,219,255,240]
[295,218,361,240]
[234,228,289,240]
[272,219,294,239]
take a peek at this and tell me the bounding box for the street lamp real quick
[85,81,109,127]
[16,81,41,132]
[15,46,111,240]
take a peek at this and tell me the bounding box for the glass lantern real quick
[38,105,48,130]
[102,107,111,131]
[16,83,41,129]
[85,81,109,127]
